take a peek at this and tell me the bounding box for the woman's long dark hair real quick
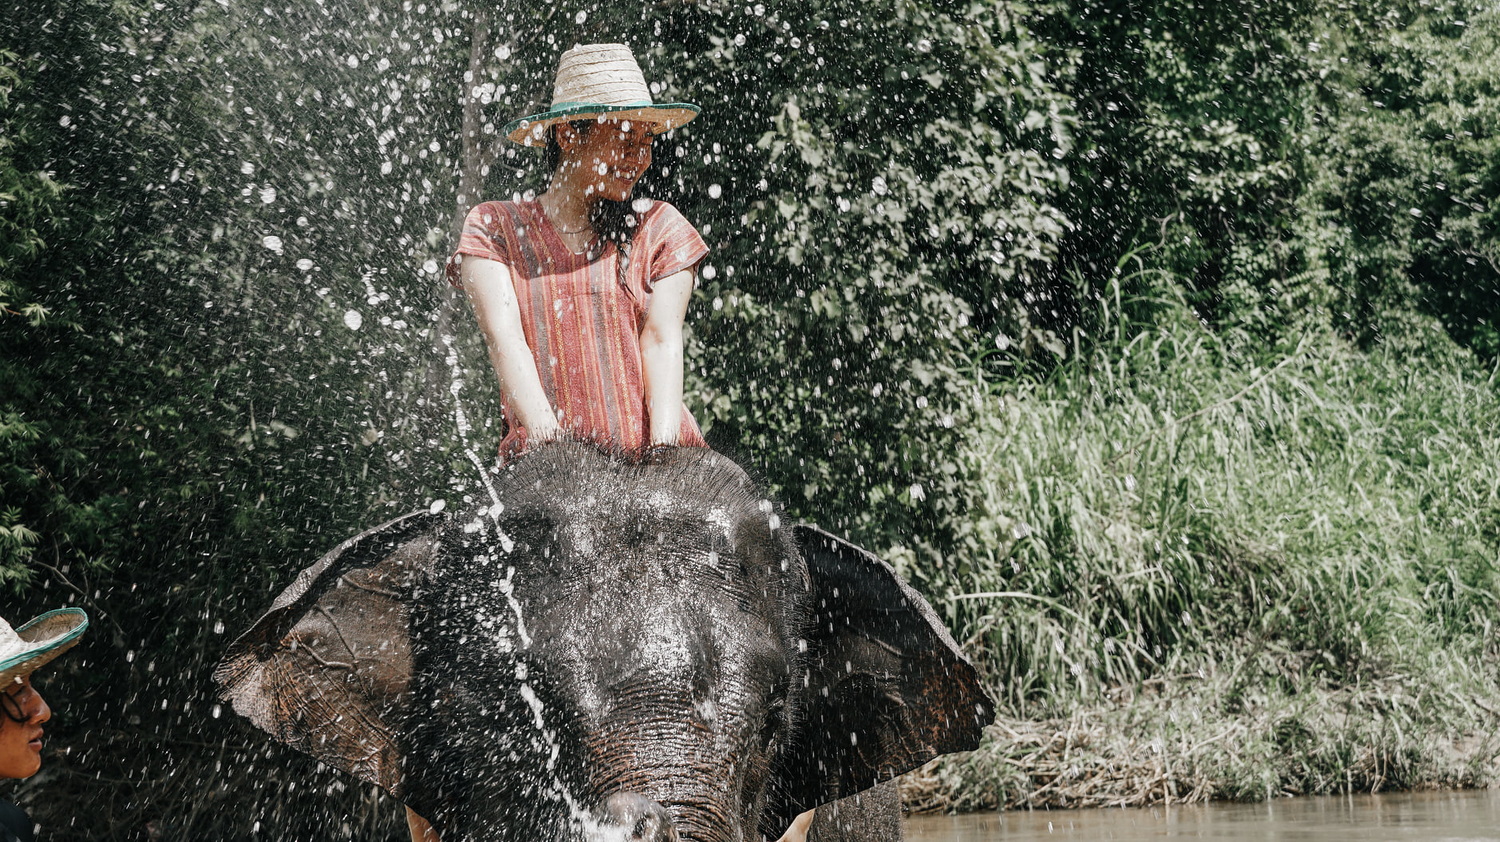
[544,120,642,249]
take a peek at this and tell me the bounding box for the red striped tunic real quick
[448,199,709,461]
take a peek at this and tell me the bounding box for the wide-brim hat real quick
[504,43,700,147]
[0,608,88,686]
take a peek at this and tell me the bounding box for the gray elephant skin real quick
[215,443,994,842]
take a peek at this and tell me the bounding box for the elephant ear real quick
[772,524,994,820]
[213,511,446,799]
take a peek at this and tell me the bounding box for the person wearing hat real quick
[432,43,819,842]
[0,608,88,842]
[446,42,711,464]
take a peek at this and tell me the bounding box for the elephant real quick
[215,442,993,842]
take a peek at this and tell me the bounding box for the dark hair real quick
[544,121,642,250]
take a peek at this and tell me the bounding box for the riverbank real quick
[903,674,1499,811]
[896,272,1500,811]
[903,789,1500,841]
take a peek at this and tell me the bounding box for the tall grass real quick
[903,260,1500,805]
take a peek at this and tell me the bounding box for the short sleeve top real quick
[447,199,709,460]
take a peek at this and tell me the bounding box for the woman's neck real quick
[539,170,595,234]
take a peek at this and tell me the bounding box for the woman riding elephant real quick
[447,42,709,463]
[0,608,88,842]
[440,42,819,842]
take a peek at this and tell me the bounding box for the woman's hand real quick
[460,256,561,438]
[406,808,440,842]
[527,423,564,444]
[640,268,695,446]
[774,810,816,842]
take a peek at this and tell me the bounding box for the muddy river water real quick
[904,789,1500,840]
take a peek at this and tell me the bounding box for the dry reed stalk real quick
[898,685,1500,816]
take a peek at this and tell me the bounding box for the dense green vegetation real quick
[1,0,1497,837]
[908,265,1500,807]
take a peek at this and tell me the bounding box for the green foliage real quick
[651,0,1075,558]
[1040,0,1324,336]
[919,262,1500,802]
[1305,0,1500,351]
[0,49,63,319]
[0,0,463,834]
[1038,0,1500,354]
[0,47,68,583]
[914,256,1500,773]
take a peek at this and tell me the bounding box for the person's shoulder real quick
[637,198,684,219]
[470,198,529,217]
[0,801,33,842]
[0,801,26,826]
[636,199,696,233]
[464,199,533,233]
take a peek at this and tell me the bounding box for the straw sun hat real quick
[0,608,88,687]
[504,43,700,147]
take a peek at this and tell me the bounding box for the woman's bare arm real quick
[460,256,561,440]
[639,268,695,446]
[406,807,440,842]
[774,810,816,842]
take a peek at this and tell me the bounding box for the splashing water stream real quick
[440,331,612,832]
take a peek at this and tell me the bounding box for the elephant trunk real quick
[590,792,679,842]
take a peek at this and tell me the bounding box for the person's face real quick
[560,119,655,202]
[0,676,51,779]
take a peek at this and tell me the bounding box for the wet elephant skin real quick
[215,443,993,842]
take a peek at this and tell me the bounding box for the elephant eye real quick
[760,694,787,751]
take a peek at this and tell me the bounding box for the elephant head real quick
[215,443,992,842]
